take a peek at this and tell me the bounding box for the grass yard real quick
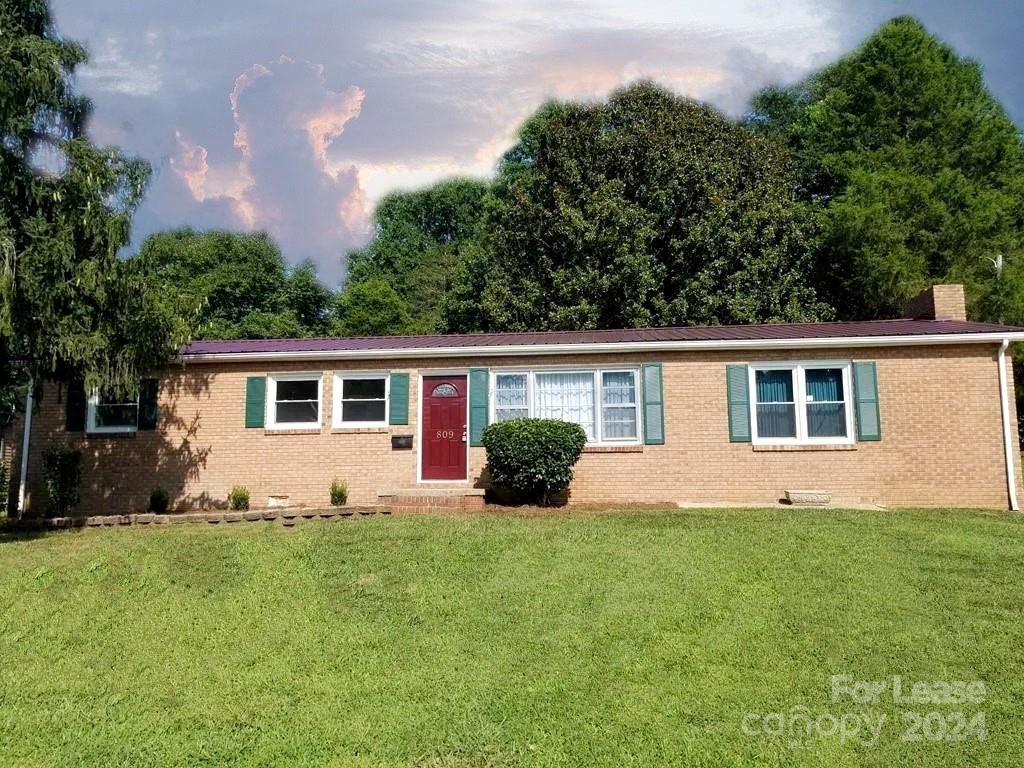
[1,508,1023,767]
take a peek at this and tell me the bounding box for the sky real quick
[50,0,1024,285]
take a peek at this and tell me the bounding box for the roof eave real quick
[179,331,1024,364]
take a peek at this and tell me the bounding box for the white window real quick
[490,368,641,444]
[749,363,853,445]
[87,391,139,434]
[333,373,389,426]
[494,373,529,422]
[267,374,322,429]
[601,370,639,440]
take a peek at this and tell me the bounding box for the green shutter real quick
[65,380,86,432]
[642,363,665,445]
[389,372,409,425]
[469,368,489,446]
[138,378,159,430]
[853,361,881,441]
[726,365,751,442]
[245,376,266,428]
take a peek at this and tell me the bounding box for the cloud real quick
[168,57,368,281]
[50,0,1024,285]
[79,35,163,96]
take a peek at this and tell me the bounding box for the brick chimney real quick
[903,284,967,321]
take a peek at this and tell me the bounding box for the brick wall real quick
[18,343,1023,514]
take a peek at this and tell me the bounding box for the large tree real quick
[1,0,184,398]
[137,229,332,339]
[331,278,421,337]
[346,178,488,331]
[749,16,1024,323]
[443,82,830,333]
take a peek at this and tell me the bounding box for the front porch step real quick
[379,487,486,513]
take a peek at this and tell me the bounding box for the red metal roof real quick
[182,318,1024,357]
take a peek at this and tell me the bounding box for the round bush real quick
[228,485,250,511]
[148,487,170,514]
[329,479,348,507]
[481,419,587,506]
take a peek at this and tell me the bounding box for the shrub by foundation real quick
[481,419,587,506]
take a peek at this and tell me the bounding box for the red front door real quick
[421,375,468,481]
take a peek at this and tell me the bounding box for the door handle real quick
[461,430,467,442]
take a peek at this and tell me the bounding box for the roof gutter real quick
[180,331,1024,364]
[997,339,1019,511]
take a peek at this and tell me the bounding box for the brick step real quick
[379,487,486,512]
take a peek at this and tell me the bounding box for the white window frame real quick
[488,366,642,446]
[86,391,140,434]
[493,371,532,423]
[333,372,390,427]
[749,362,855,446]
[266,372,323,430]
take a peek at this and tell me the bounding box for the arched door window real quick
[431,383,458,397]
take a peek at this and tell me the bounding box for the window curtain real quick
[805,368,846,437]
[494,374,528,421]
[534,372,596,441]
[601,371,637,439]
[755,370,796,438]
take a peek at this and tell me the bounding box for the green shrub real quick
[329,479,348,507]
[41,447,82,516]
[148,487,170,514]
[481,419,587,506]
[227,485,250,511]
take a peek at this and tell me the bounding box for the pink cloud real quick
[169,57,369,279]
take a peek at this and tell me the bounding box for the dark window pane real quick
[756,403,796,438]
[755,370,794,403]
[275,401,319,423]
[343,378,386,399]
[277,379,318,401]
[342,400,386,423]
[807,403,846,437]
[806,368,844,402]
[95,403,138,428]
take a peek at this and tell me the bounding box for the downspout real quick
[997,340,1019,511]
[16,379,33,518]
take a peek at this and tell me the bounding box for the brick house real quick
[10,285,1024,514]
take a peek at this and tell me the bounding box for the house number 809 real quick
[436,430,455,439]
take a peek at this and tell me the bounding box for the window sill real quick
[330,427,391,434]
[583,444,644,454]
[83,431,137,439]
[752,443,857,452]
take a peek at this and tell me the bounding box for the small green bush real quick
[41,447,82,516]
[481,419,587,506]
[148,487,170,514]
[330,479,348,507]
[228,485,250,511]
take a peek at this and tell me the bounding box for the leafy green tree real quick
[443,82,830,333]
[332,278,421,337]
[137,229,331,339]
[285,260,333,336]
[346,178,488,330]
[1,0,185,398]
[749,16,1024,323]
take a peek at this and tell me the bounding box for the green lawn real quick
[1,509,1022,767]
